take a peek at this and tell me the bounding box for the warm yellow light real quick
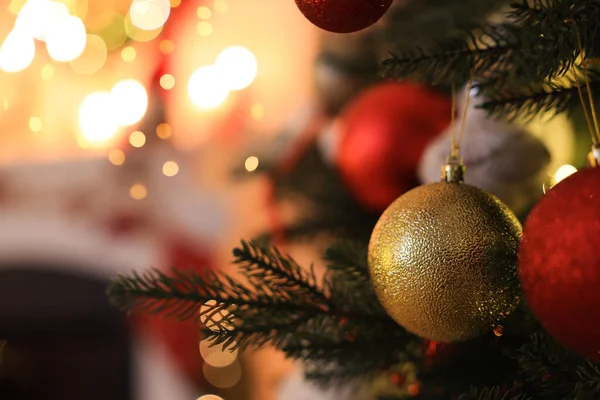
[162,161,179,176]
[160,74,175,90]
[15,0,69,42]
[199,340,238,367]
[196,21,213,36]
[69,34,107,74]
[2,99,7,111]
[215,46,257,91]
[129,130,146,147]
[554,164,577,184]
[29,117,43,132]
[203,361,242,389]
[121,46,136,61]
[9,0,28,14]
[197,396,224,400]
[244,156,259,172]
[129,0,171,31]
[78,92,120,143]
[108,149,126,165]
[188,66,229,109]
[170,0,181,7]
[110,79,148,126]
[197,6,212,20]
[156,123,172,139]
[41,64,55,80]
[251,103,264,120]
[129,183,147,200]
[159,39,174,54]
[46,15,87,62]
[0,30,36,73]
[214,0,228,14]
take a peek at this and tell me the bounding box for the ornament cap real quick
[441,156,466,183]
[587,145,600,167]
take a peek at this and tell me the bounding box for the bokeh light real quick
[162,161,179,176]
[0,30,36,72]
[214,0,228,14]
[46,15,87,62]
[125,13,163,42]
[29,117,43,132]
[199,340,238,368]
[159,39,175,54]
[78,92,120,143]
[215,46,257,91]
[69,34,107,74]
[129,0,170,31]
[15,0,69,42]
[110,79,148,126]
[554,164,577,184]
[129,131,146,148]
[188,66,229,110]
[130,183,148,200]
[244,156,259,172]
[202,361,242,389]
[160,74,175,90]
[156,123,172,139]
[108,149,125,166]
[197,396,224,400]
[197,6,212,20]
[121,46,136,62]
[196,21,213,36]
[251,103,264,120]
[41,64,55,80]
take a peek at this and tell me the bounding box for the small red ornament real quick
[332,82,452,212]
[294,0,393,33]
[519,167,600,360]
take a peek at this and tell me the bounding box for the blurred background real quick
[0,0,587,400]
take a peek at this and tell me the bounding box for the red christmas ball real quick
[333,82,452,212]
[294,0,393,33]
[519,167,600,359]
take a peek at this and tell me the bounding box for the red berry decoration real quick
[519,167,600,360]
[294,0,393,33]
[333,82,452,212]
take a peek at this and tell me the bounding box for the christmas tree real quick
[109,1,600,399]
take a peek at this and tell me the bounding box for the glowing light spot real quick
[215,46,257,91]
[200,300,234,331]
[0,30,36,72]
[108,149,126,165]
[29,117,43,132]
[130,183,147,200]
[129,130,146,147]
[244,156,259,172]
[79,92,120,143]
[203,361,242,389]
[159,39,174,54]
[15,0,69,42]
[125,13,163,42]
[46,15,87,62]
[9,0,28,15]
[41,64,55,80]
[110,79,148,126]
[251,103,264,120]
[129,0,170,31]
[407,384,420,396]
[69,34,107,74]
[162,161,179,176]
[2,99,7,111]
[555,164,577,184]
[188,66,229,110]
[214,0,228,14]
[197,6,212,19]
[169,0,181,7]
[200,340,238,368]
[196,21,213,36]
[121,46,136,61]
[156,123,172,139]
[160,73,175,90]
[197,396,224,400]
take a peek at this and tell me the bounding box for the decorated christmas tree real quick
[109,1,600,399]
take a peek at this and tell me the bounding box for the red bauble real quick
[294,0,393,33]
[519,167,600,360]
[333,82,452,212]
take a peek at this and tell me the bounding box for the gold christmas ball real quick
[368,182,522,342]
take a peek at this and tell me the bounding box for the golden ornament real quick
[368,178,522,342]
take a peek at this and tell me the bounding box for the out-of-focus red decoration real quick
[519,167,600,360]
[333,82,452,212]
[294,0,393,33]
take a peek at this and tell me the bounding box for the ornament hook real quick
[442,156,465,183]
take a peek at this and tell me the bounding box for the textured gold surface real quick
[368,182,522,342]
